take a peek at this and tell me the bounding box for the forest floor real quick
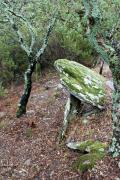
[0,66,120,180]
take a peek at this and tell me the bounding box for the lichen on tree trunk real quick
[109,55,120,157]
[109,90,120,157]
[16,62,36,118]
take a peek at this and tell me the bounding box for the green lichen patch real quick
[67,140,94,152]
[67,140,107,153]
[54,59,106,109]
[73,152,105,173]
[86,141,107,153]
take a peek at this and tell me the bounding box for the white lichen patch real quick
[86,93,99,101]
[64,97,70,123]
[73,84,83,91]
[84,76,92,86]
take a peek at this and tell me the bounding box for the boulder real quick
[67,140,107,153]
[54,59,106,109]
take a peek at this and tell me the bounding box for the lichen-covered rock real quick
[67,140,107,153]
[67,140,94,152]
[54,59,106,109]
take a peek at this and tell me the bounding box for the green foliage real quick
[0,0,120,85]
[73,152,105,172]
[55,1,95,66]
[72,140,107,172]
[0,82,7,97]
[25,128,33,138]
[0,33,28,84]
[56,25,94,64]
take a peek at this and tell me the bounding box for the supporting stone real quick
[59,94,81,140]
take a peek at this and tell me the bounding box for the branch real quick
[7,15,30,55]
[2,1,35,55]
[7,9,36,54]
[35,11,58,62]
[82,0,109,63]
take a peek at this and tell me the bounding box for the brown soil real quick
[0,69,120,180]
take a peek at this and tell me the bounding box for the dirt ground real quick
[0,68,120,180]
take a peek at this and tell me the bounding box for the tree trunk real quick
[109,89,120,157]
[16,62,36,118]
[109,53,120,157]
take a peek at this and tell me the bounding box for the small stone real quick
[57,84,63,90]
[0,112,6,118]
[27,110,34,115]
[83,160,91,165]
[115,178,120,180]
[19,169,28,176]
[24,159,31,166]
[100,171,104,176]
[82,119,89,124]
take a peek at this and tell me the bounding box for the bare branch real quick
[2,1,35,55]
[7,15,30,55]
[35,11,58,62]
[7,9,36,54]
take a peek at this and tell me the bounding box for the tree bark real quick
[81,0,120,156]
[109,54,120,157]
[109,89,120,157]
[16,62,36,118]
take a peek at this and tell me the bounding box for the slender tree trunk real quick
[16,61,36,118]
[109,82,120,157]
[109,88,120,157]
[109,54,120,157]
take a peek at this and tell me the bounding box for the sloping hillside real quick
[0,69,120,179]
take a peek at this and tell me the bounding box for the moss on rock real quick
[67,140,94,152]
[85,141,107,153]
[67,140,107,153]
[54,59,106,109]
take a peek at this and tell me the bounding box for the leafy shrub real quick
[0,82,7,97]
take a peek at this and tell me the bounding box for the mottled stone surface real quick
[67,140,107,153]
[54,59,106,109]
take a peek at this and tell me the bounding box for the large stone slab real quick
[54,59,106,109]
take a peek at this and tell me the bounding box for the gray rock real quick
[106,80,114,90]
[55,59,106,109]
[0,112,6,118]
[24,159,31,166]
